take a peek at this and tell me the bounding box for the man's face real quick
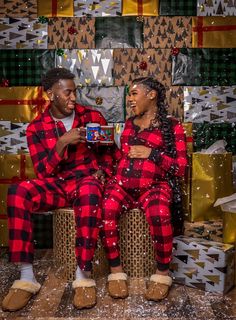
[48,79,77,119]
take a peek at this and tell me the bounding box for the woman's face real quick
[128,83,156,116]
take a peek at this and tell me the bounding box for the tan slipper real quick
[2,280,41,312]
[145,274,172,301]
[72,279,96,309]
[107,272,128,299]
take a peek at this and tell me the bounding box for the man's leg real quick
[2,178,67,312]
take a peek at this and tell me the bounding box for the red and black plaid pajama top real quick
[101,117,187,271]
[7,103,115,271]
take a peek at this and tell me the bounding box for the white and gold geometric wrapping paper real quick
[197,0,236,16]
[184,220,223,243]
[56,49,114,86]
[74,0,122,17]
[0,121,28,153]
[170,236,235,293]
[0,18,48,49]
[184,86,236,123]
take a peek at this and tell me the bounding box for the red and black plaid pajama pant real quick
[100,180,173,271]
[7,175,103,271]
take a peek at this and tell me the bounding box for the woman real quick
[101,77,187,302]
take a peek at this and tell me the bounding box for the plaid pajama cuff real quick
[159,0,197,16]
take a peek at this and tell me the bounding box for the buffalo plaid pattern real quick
[159,0,197,16]
[0,50,55,86]
[101,118,187,270]
[172,49,236,86]
[193,122,236,155]
[8,104,115,271]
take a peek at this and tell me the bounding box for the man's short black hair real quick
[42,67,75,91]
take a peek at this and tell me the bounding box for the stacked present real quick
[0,0,236,293]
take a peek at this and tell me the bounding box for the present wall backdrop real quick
[0,1,236,266]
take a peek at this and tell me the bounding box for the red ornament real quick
[68,26,77,35]
[0,79,9,87]
[139,61,147,70]
[171,47,180,56]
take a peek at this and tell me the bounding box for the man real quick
[2,68,115,311]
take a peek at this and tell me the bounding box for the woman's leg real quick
[72,176,104,273]
[139,184,173,301]
[100,180,132,270]
[139,184,173,272]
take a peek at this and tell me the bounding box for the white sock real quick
[19,263,37,283]
[75,266,91,281]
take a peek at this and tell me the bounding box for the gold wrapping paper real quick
[182,122,193,154]
[192,17,236,48]
[0,218,8,247]
[0,154,36,180]
[0,184,9,216]
[190,153,233,222]
[37,0,73,17]
[223,212,236,244]
[122,0,159,16]
[184,219,223,242]
[0,87,49,122]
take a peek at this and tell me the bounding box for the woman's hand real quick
[128,145,152,158]
[93,169,106,184]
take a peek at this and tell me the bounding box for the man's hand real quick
[60,127,86,146]
[128,145,152,158]
[56,127,86,156]
[93,170,106,184]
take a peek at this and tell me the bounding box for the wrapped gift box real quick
[74,0,122,17]
[192,17,236,48]
[182,122,193,154]
[0,0,37,18]
[77,86,126,122]
[0,217,8,247]
[0,18,48,49]
[122,0,159,16]
[192,123,236,155]
[184,153,233,222]
[95,17,143,49]
[0,87,49,122]
[197,0,236,16]
[37,0,73,17]
[0,50,55,86]
[144,16,192,49]
[0,122,28,154]
[113,48,184,117]
[170,236,235,293]
[56,49,114,86]
[184,86,236,124]
[48,17,95,49]
[159,0,197,16]
[171,48,236,86]
[223,212,236,244]
[113,48,172,86]
[184,220,223,242]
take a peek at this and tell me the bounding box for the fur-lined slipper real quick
[2,280,41,312]
[145,274,172,301]
[72,278,96,309]
[107,272,128,299]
